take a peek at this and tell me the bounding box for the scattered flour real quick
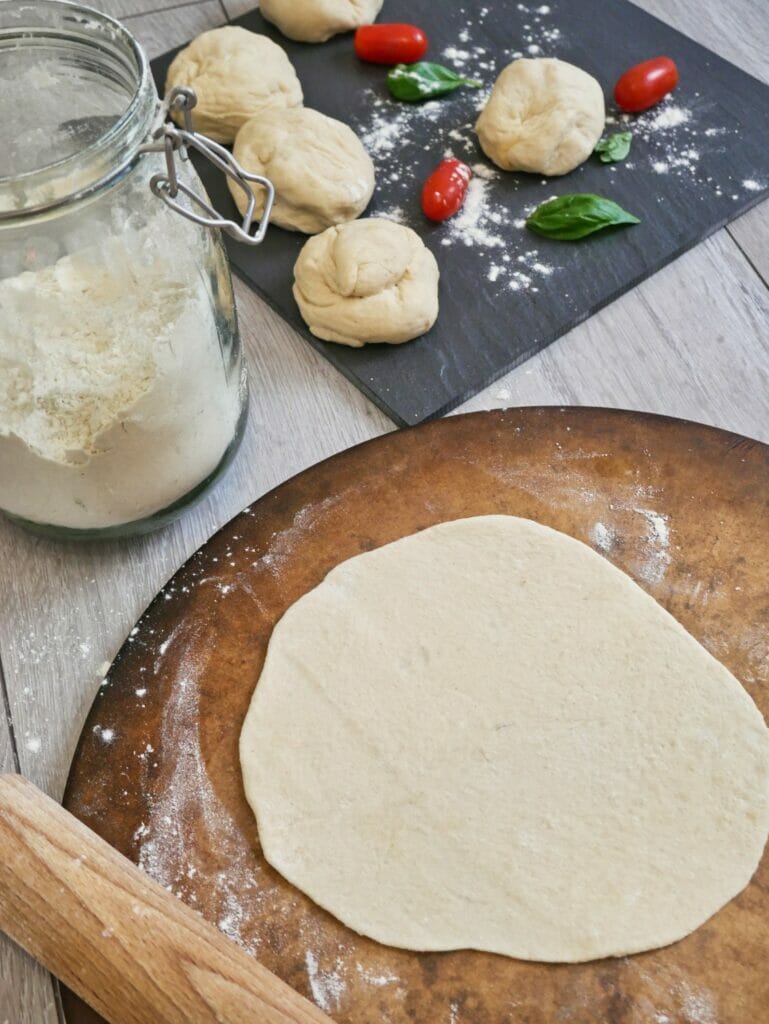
[304,951,347,1013]
[435,166,556,292]
[444,175,505,248]
[613,97,756,197]
[631,508,671,585]
[650,106,691,130]
[591,522,616,552]
[359,90,443,163]
[378,205,406,224]
[355,963,401,987]
[679,980,719,1024]
[352,11,563,299]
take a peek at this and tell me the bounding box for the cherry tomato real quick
[614,57,679,112]
[421,159,473,222]
[354,23,428,65]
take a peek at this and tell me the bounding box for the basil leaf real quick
[594,131,633,164]
[526,194,640,241]
[387,61,482,102]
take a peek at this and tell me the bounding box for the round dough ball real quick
[293,219,439,347]
[259,0,384,44]
[165,26,303,145]
[229,107,375,234]
[475,58,605,176]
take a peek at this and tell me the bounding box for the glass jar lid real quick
[0,0,156,214]
[0,0,275,243]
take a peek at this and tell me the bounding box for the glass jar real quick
[0,1,264,538]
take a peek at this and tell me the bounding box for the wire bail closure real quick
[140,87,274,246]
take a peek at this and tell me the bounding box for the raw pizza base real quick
[239,515,769,962]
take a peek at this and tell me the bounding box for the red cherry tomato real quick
[354,23,428,65]
[421,159,473,222]
[614,56,679,112]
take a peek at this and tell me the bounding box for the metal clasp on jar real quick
[139,87,275,246]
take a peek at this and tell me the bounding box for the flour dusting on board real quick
[304,951,347,1012]
[591,521,616,552]
[132,643,265,955]
[351,0,763,312]
[681,982,719,1024]
[482,437,674,588]
[92,493,416,1017]
[629,508,671,584]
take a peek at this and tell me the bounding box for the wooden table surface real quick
[1,1,767,1020]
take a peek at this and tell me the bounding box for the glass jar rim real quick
[0,0,157,219]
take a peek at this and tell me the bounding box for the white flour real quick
[304,951,346,1012]
[618,102,703,181]
[117,540,413,1015]
[430,161,556,291]
[611,97,762,200]
[0,219,240,530]
[360,91,444,162]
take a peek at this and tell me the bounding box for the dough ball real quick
[293,219,439,346]
[229,107,375,234]
[259,0,384,44]
[165,26,303,145]
[475,58,605,176]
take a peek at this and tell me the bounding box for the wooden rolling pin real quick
[0,774,334,1024]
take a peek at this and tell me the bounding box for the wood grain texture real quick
[122,1,227,59]
[641,0,769,83]
[1,0,768,1017]
[221,0,257,17]
[84,0,207,20]
[729,206,769,287]
[62,409,769,1024]
[0,726,59,1024]
[0,776,334,1024]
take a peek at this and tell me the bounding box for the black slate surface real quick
[151,0,769,426]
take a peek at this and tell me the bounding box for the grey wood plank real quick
[83,0,209,21]
[640,0,768,85]
[0,704,16,774]
[730,205,769,286]
[123,1,227,59]
[221,0,257,18]
[0,713,60,1024]
[0,937,58,1024]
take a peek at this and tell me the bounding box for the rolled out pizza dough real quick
[239,515,769,962]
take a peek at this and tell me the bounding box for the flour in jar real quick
[0,222,242,530]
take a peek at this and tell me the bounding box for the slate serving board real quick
[151,1,769,426]
[62,408,769,1024]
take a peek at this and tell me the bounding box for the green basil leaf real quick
[594,131,633,164]
[387,61,482,102]
[526,194,641,241]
